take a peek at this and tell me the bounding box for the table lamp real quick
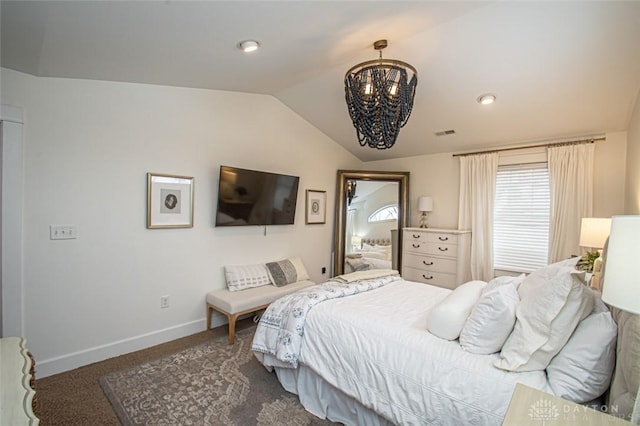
[579,217,611,275]
[418,196,433,228]
[601,215,640,425]
[579,218,611,251]
[351,235,362,250]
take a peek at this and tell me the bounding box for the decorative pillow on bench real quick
[224,264,272,292]
[266,257,310,287]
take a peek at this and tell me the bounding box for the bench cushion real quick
[206,280,316,314]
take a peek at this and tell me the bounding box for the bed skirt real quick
[275,364,394,426]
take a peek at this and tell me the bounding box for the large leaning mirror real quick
[333,170,410,276]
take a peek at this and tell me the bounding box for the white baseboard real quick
[36,316,228,378]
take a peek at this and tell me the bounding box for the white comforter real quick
[252,273,401,368]
[264,279,553,425]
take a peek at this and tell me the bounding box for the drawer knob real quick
[413,243,421,248]
[422,274,434,280]
[412,234,421,239]
[438,236,449,241]
[438,247,448,252]
[423,261,434,266]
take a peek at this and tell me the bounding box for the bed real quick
[252,261,639,425]
[344,237,394,273]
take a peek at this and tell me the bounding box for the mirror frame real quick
[333,170,410,276]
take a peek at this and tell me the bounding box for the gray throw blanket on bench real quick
[252,273,401,368]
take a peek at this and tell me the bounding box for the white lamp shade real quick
[418,196,433,212]
[579,217,611,249]
[601,215,640,315]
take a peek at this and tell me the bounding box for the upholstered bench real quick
[206,279,315,344]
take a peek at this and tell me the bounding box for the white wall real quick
[1,69,360,376]
[366,132,628,228]
[364,153,461,229]
[593,132,627,217]
[625,92,640,214]
[1,105,25,338]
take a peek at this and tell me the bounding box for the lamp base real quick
[419,212,429,228]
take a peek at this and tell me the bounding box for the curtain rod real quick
[452,136,606,158]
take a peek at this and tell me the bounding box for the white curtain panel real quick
[547,143,594,263]
[458,152,499,281]
[346,208,356,250]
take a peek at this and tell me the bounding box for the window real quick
[493,163,550,272]
[368,204,398,223]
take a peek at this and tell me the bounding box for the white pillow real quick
[546,308,617,403]
[361,251,387,260]
[224,264,272,292]
[483,274,525,294]
[459,283,520,354]
[495,263,594,371]
[427,280,486,340]
[373,244,392,261]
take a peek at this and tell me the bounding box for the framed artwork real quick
[305,189,326,224]
[147,173,194,229]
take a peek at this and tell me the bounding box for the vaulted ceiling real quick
[2,1,640,161]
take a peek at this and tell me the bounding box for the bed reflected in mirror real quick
[333,170,410,276]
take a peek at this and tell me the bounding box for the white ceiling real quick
[2,1,640,162]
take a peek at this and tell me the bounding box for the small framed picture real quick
[305,189,326,224]
[147,173,194,229]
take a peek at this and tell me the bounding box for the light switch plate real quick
[50,225,78,240]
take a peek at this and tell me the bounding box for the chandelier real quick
[344,40,418,150]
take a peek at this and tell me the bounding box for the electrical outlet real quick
[160,295,170,309]
[321,267,326,274]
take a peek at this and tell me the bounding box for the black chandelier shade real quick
[345,58,418,150]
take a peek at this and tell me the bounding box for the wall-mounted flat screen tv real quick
[215,165,300,226]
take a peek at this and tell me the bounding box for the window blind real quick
[493,163,550,272]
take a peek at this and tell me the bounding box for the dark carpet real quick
[35,319,337,425]
[99,326,334,426]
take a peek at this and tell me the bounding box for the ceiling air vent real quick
[435,129,456,136]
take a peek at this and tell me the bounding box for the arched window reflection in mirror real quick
[368,204,399,223]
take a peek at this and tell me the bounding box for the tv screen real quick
[215,166,300,226]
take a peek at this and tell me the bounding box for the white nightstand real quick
[503,383,629,425]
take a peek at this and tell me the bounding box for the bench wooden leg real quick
[206,304,214,330]
[206,300,270,344]
[228,313,239,345]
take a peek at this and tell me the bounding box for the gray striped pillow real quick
[265,257,309,287]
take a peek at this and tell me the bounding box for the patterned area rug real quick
[100,326,336,425]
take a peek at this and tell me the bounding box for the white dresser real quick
[402,228,471,289]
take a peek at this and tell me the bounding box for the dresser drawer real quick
[405,231,458,245]
[404,240,457,258]
[427,232,458,245]
[403,253,457,274]
[403,267,457,290]
[404,239,429,254]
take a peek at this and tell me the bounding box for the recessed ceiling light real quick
[477,93,496,105]
[238,40,260,53]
